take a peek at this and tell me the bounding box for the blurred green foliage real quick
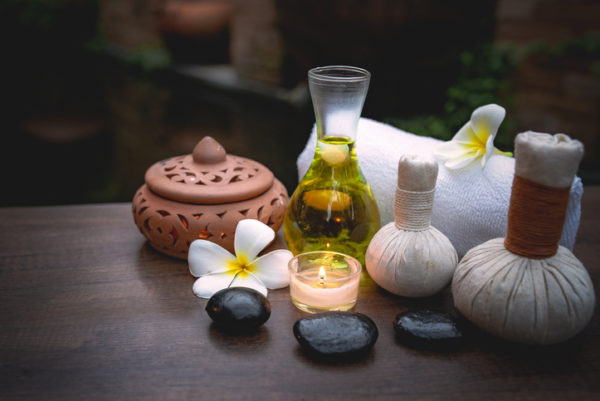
[527,33,600,77]
[115,45,172,72]
[86,29,172,73]
[528,33,600,60]
[385,44,518,150]
[387,34,600,150]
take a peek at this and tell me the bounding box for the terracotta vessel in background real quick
[132,136,288,259]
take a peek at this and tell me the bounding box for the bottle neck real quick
[309,67,369,144]
[316,136,357,168]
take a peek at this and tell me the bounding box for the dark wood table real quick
[1,188,599,400]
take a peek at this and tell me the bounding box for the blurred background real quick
[0,0,598,206]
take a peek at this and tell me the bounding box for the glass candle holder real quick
[288,251,361,313]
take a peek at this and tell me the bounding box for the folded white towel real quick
[297,118,583,257]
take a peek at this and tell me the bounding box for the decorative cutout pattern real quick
[146,153,275,204]
[132,180,288,260]
[159,156,264,187]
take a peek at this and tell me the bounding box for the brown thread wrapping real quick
[504,175,570,259]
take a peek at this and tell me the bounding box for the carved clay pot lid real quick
[145,136,274,204]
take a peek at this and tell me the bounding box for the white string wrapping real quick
[394,187,435,231]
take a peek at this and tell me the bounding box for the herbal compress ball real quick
[366,155,457,297]
[452,132,595,345]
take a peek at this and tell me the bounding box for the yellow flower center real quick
[227,254,254,276]
[457,126,488,157]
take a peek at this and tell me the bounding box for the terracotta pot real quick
[132,136,288,259]
[157,0,233,64]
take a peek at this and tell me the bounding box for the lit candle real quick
[288,251,361,313]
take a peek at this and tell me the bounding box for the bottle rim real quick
[308,65,371,83]
[288,250,362,280]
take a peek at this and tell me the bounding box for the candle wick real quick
[318,266,326,287]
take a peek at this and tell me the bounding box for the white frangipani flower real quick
[435,104,512,170]
[188,219,292,299]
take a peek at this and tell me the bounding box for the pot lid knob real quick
[193,136,227,164]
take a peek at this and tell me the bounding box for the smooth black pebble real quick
[293,312,378,358]
[393,309,464,350]
[206,287,271,332]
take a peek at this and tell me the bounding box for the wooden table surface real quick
[1,188,599,401]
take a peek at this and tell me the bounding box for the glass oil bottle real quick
[284,66,380,265]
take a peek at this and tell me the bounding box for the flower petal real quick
[481,134,496,168]
[249,249,293,289]
[450,122,480,144]
[435,141,472,161]
[470,104,505,143]
[230,272,268,297]
[192,271,237,299]
[444,152,478,170]
[188,239,236,277]
[234,219,275,262]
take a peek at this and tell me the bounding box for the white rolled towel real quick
[296,118,583,257]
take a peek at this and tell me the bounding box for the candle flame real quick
[319,266,326,287]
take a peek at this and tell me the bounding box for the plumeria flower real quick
[188,219,292,299]
[435,104,512,170]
